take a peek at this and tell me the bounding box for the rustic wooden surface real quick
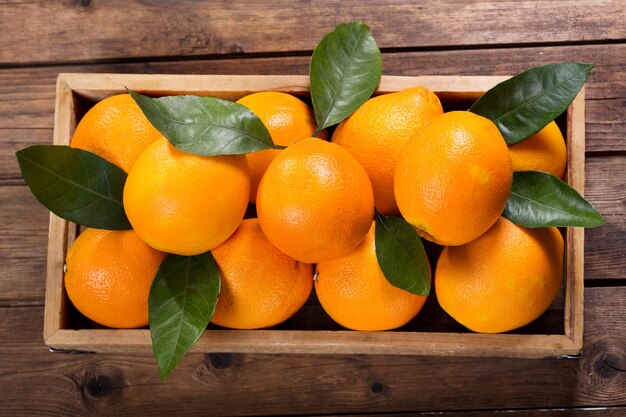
[0,1,624,416]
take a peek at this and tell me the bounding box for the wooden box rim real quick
[44,73,585,358]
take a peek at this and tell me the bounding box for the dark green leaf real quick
[15,145,130,230]
[470,62,594,145]
[149,252,220,381]
[503,171,604,228]
[129,91,278,156]
[374,211,431,296]
[309,21,382,134]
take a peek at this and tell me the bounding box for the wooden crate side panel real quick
[46,329,579,358]
[43,77,75,341]
[564,88,586,351]
[60,73,510,102]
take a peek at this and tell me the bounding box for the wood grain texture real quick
[1,0,624,65]
[0,186,49,306]
[1,287,625,416]
[565,91,585,348]
[584,156,626,281]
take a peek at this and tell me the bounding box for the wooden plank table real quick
[0,1,624,415]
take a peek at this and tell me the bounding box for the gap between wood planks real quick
[586,279,626,288]
[2,39,625,70]
[304,405,623,416]
[0,300,43,308]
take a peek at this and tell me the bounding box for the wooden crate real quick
[44,73,585,358]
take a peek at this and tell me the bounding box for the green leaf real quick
[374,211,431,296]
[15,145,131,230]
[149,252,220,381]
[129,91,279,156]
[470,62,594,145]
[309,21,382,134]
[503,171,604,228]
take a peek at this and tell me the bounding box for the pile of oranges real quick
[64,86,566,334]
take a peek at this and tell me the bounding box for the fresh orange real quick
[64,228,166,328]
[257,137,374,263]
[435,217,563,333]
[509,121,567,178]
[332,86,443,215]
[123,137,250,256]
[394,111,513,246]
[315,222,428,331]
[236,91,326,203]
[211,219,313,329]
[70,93,163,172]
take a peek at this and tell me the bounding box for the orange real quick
[123,137,250,256]
[70,93,163,172]
[64,228,166,328]
[315,222,428,331]
[257,137,374,263]
[509,121,567,178]
[394,111,513,246]
[211,219,313,329]
[236,91,326,203]
[435,217,563,333]
[332,86,443,215]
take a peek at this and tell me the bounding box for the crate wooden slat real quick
[44,73,585,358]
[564,88,585,355]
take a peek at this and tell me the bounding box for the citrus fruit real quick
[435,217,564,333]
[64,228,166,329]
[211,218,313,329]
[394,111,513,246]
[332,86,443,215]
[509,121,567,178]
[257,137,374,263]
[70,93,163,172]
[315,222,429,331]
[123,137,250,256]
[237,91,326,203]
